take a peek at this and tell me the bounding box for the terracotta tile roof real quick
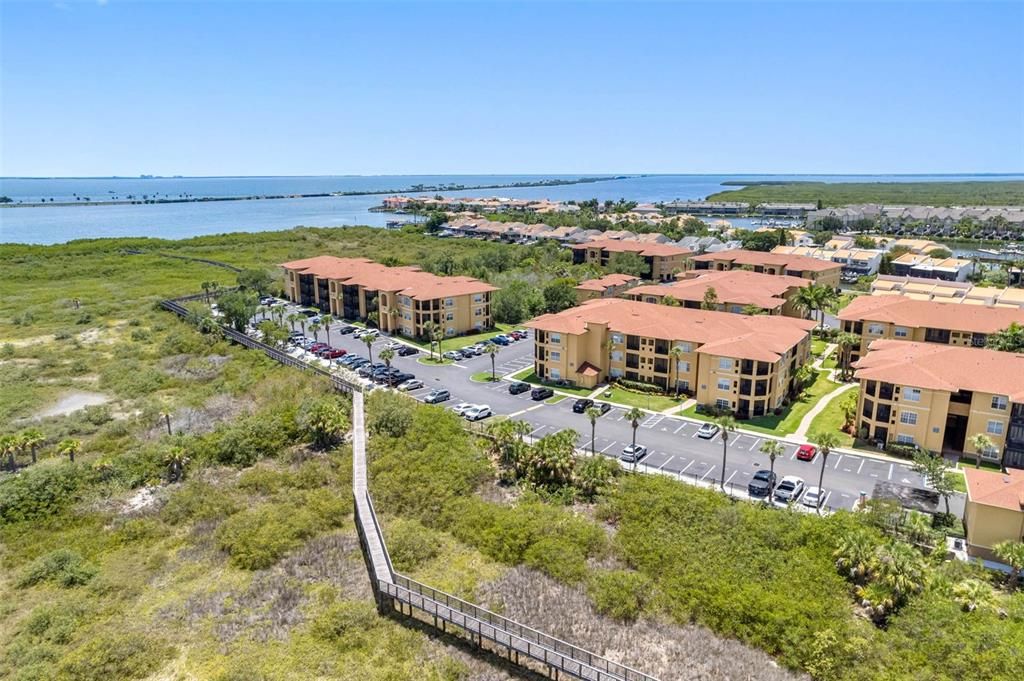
[525,298,814,362]
[852,339,1024,401]
[279,256,496,301]
[964,467,1024,512]
[689,249,842,273]
[577,361,601,377]
[628,270,809,310]
[838,295,1024,333]
[571,239,692,258]
[574,273,640,292]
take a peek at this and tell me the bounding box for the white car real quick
[801,486,825,509]
[397,378,424,391]
[773,476,805,504]
[450,402,475,416]
[463,405,492,421]
[385,341,403,351]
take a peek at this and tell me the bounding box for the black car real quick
[397,345,420,356]
[572,398,594,413]
[338,325,358,335]
[390,372,415,384]
[531,386,554,400]
[508,381,530,395]
[747,469,777,498]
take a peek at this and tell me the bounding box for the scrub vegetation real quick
[706,180,1024,207]
[2,229,1023,681]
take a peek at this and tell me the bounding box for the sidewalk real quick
[794,383,856,437]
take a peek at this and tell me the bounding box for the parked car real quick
[471,343,489,353]
[450,402,475,416]
[531,387,554,400]
[460,346,480,357]
[385,341,403,351]
[390,372,415,384]
[338,325,358,335]
[747,469,777,498]
[773,476,805,504]
[357,363,385,377]
[339,354,363,366]
[259,296,275,306]
[697,423,720,439]
[397,379,424,391]
[397,345,419,356]
[424,388,450,404]
[572,398,594,413]
[322,348,347,359]
[510,330,528,339]
[620,444,648,463]
[593,402,611,415]
[301,309,318,318]
[491,335,510,346]
[796,444,817,461]
[357,329,380,340]
[801,486,825,509]
[463,405,492,421]
[348,357,371,369]
[443,350,464,361]
[508,381,530,395]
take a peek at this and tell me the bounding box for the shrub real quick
[367,390,413,438]
[210,411,294,466]
[18,549,97,588]
[311,599,380,643]
[613,378,663,394]
[0,464,85,523]
[588,570,653,621]
[55,631,173,681]
[386,518,441,572]
[161,481,239,525]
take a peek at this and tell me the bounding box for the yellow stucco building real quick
[687,249,842,288]
[526,298,814,418]
[280,256,497,339]
[625,269,809,317]
[570,240,692,282]
[852,340,1024,467]
[963,467,1024,559]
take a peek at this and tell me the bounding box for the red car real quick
[322,348,347,359]
[796,444,817,461]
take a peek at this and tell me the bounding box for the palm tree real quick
[57,438,81,463]
[271,304,286,325]
[363,334,375,365]
[201,281,215,306]
[586,406,602,456]
[366,311,379,329]
[811,431,841,514]
[321,314,334,345]
[714,415,737,489]
[158,408,173,436]
[626,407,644,449]
[379,348,396,386]
[431,324,444,359]
[993,540,1024,589]
[873,542,927,601]
[310,320,324,342]
[0,434,18,471]
[834,529,875,582]
[286,312,301,332]
[668,345,685,396]
[164,445,190,483]
[20,428,44,465]
[968,433,995,468]
[484,343,499,381]
[759,439,784,495]
[423,321,438,361]
[834,331,861,380]
[953,578,996,613]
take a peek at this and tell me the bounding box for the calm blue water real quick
[2,174,1022,245]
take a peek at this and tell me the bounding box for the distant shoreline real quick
[0,175,630,208]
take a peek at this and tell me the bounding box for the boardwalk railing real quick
[161,294,659,681]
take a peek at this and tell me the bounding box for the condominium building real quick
[570,239,692,282]
[890,252,973,282]
[771,245,884,277]
[279,256,497,339]
[963,467,1024,559]
[525,298,814,417]
[838,295,1024,363]
[574,273,640,303]
[625,270,809,317]
[688,249,842,288]
[871,275,1024,309]
[852,340,1024,467]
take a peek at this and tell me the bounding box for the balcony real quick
[626,336,641,351]
[876,404,892,423]
[924,328,951,344]
[878,383,895,401]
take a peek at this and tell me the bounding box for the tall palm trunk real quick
[720,433,729,489]
[817,452,829,514]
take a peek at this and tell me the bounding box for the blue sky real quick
[2,1,1022,176]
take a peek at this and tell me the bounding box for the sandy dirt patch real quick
[34,390,111,418]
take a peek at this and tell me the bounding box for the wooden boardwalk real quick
[161,295,659,681]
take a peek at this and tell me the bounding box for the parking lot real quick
[250,298,957,514]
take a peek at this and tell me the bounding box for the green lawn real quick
[805,387,856,446]
[682,370,843,436]
[957,459,1005,473]
[946,471,967,493]
[546,395,567,405]
[811,339,828,356]
[400,324,517,354]
[595,386,685,412]
[470,371,500,383]
[417,356,453,366]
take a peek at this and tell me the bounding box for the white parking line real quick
[599,441,617,453]
[821,490,832,507]
[725,470,737,485]
[679,460,694,474]
[658,456,675,471]
[857,458,865,475]
[529,425,547,437]
[673,422,687,434]
[833,454,844,469]
[701,465,716,481]
[748,438,761,451]
[888,463,894,480]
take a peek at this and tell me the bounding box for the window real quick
[610,367,623,378]
[549,351,561,362]
[981,447,1000,461]
[675,342,692,353]
[992,395,1008,410]
[677,360,690,373]
[900,411,918,425]
[894,326,908,338]
[446,312,454,321]
[903,388,921,402]
[549,368,561,380]
[399,295,411,306]
[718,358,733,370]
[715,398,731,410]
[611,333,624,344]
[717,378,731,391]
[445,298,454,307]
[987,420,1004,436]
[896,434,915,445]
[403,312,412,321]
[473,295,483,302]
[550,333,561,344]
[868,323,885,335]
[611,351,623,362]
[678,380,690,391]
[446,327,456,336]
